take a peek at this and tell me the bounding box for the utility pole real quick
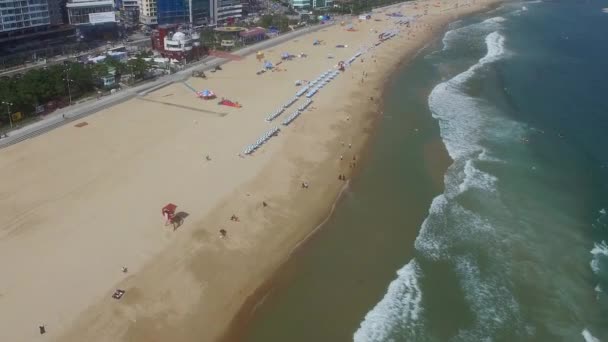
[64,66,72,106]
[2,101,12,128]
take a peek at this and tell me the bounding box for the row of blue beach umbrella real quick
[296,69,339,98]
[282,99,313,126]
[305,70,340,98]
[266,106,286,122]
[243,127,280,155]
[283,96,298,108]
[347,51,363,65]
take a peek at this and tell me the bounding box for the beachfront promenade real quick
[0,22,337,150]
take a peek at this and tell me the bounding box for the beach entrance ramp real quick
[182,82,198,93]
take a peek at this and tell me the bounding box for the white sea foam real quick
[413,195,450,260]
[460,159,498,193]
[452,256,521,341]
[441,17,506,51]
[355,31,513,341]
[430,31,507,160]
[353,260,423,342]
[590,241,608,274]
[582,329,601,342]
[482,16,506,24]
[415,193,495,261]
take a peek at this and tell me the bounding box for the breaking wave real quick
[582,329,601,342]
[353,260,423,342]
[355,30,520,341]
[590,240,608,274]
[442,16,506,51]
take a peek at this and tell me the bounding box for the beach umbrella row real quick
[346,50,365,65]
[282,99,314,126]
[298,99,313,112]
[302,69,340,98]
[243,127,280,155]
[283,96,298,108]
[266,106,286,122]
[282,110,302,126]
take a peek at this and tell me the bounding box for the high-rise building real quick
[190,0,211,25]
[312,0,332,8]
[289,0,332,10]
[0,0,59,34]
[213,0,241,24]
[66,0,115,25]
[120,0,140,27]
[290,0,309,10]
[156,0,210,26]
[138,0,157,25]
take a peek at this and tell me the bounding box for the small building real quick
[239,27,266,43]
[151,26,204,61]
[100,74,115,88]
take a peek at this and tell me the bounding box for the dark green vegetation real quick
[0,52,153,129]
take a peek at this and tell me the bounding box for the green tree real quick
[127,57,151,80]
[67,62,95,97]
[90,63,109,80]
[200,29,218,49]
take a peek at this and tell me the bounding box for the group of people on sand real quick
[219,200,269,238]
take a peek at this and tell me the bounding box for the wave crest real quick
[353,260,423,342]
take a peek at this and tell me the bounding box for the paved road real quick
[0,38,152,78]
[0,22,335,149]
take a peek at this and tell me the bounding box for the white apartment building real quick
[66,0,115,25]
[139,0,157,25]
[213,0,242,24]
[289,0,333,10]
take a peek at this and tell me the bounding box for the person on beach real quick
[219,229,227,238]
[263,201,268,207]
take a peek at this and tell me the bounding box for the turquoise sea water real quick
[240,2,608,341]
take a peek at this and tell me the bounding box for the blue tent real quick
[264,61,273,69]
[198,89,215,98]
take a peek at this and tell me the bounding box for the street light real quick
[2,101,12,128]
[64,66,72,106]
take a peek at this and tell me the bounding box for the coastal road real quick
[0,22,336,149]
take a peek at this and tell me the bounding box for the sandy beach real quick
[0,1,502,341]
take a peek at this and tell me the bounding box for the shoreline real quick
[0,1,504,342]
[219,1,505,341]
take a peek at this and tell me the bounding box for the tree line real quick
[0,52,153,129]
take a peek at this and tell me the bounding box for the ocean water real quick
[239,1,608,341]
